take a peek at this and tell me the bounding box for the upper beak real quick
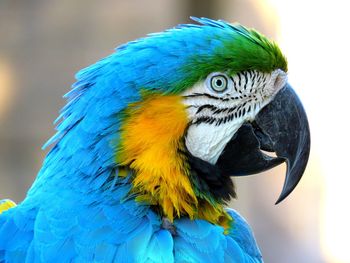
[216,83,311,204]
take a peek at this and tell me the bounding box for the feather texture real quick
[0,17,279,262]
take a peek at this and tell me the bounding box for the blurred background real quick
[0,0,348,262]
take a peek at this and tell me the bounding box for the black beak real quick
[216,84,311,204]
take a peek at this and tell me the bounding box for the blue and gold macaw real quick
[0,18,310,262]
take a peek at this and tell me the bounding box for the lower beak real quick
[216,83,311,204]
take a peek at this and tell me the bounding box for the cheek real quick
[185,121,242,164]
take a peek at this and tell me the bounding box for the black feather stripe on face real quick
[182,70,271,128]
[187,98,254,126]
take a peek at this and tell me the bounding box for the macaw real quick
[0,17,310,263]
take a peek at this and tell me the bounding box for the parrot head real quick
[52,17,310,228]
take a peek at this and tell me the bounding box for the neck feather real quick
[116,94,231,227]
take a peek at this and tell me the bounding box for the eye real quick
[206,72,230,93]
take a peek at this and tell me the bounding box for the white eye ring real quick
[206,72,230,93]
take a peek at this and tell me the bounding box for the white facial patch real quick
[185,119,243,164]
[182,69,287,164]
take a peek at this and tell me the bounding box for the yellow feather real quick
[117,94,231,229]
[0,199,16,214]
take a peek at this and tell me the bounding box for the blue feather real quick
[145,230,174,263]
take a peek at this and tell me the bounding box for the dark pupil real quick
[216,79,223,86]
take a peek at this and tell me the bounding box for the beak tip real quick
[275,193,287,205]
[274,200,281,205]
[274,160,309,205]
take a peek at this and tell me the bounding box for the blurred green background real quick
[1,0,349,262]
